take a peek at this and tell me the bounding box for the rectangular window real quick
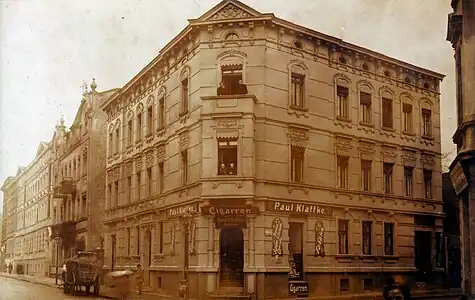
[159,221,163,254]
[338,219,349,255]
[384,223,394,255]
[218,139,238,175]
[108,184,112,207]
[108,133,113,156]
[82,194,87,217]
[383,163,393,194]
[424,169,432,199]
[181,78,189,114]
[158,162,164,193]
[219,64,245,95]
[337,85,349,119]
[147,106,153,136]
[288,222,304,281]
[159,98,165,128]
[422,109,432,137]
[115,128,120,153]
[127,120,133,146]
[404,167,413,196]
[403,103,413,132]
[337,156,349,188]
[126,227,131,256]
[136,171,141,200]
[290,73,305,107]
[362,221,372,255]
[363,278,374,291]
[340,278,350,292]
[382,98,393,129]
[360,91,372,123]
[147,167,152,197]
[136,227,140,256]
[181,150,188,185]
[137,113,143,141]
[127,176,132,204]
[361,160,371,191]
[114,181,119,206]
[291,146,305,182]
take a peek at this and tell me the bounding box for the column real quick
[206,216,215,294]
[248,216,255,268]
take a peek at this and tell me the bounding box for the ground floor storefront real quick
[103,199,447,299]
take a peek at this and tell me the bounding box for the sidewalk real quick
[0,272,159,300]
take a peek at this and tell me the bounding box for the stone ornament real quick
[271,217,283,257]
[170,223,176,256]
[315,221,325,257]
[211,4,251,20]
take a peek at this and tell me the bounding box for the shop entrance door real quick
[219,228,244,287]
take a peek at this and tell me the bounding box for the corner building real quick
[102,1,446,298]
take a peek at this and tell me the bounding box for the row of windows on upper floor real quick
[57,153,87,183]
[24,171,50,201]
[13,231,48,256]
[107,61,435,156]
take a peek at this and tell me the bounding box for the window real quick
[181,150,188,185]
[136,227,140,255]
[126,228,131,255]
[337,85,349,119]
[361,160,371,191]
[136,171,141,200]
[360,91,372,123]
[288,222,304,280]
[337,156,349,188]
[340,278,350,293]
[424,169,432,199]
[159,98,165,128]
[363,278,374,291]
[362,221,372,255]
[384,223,394,255]
[403,103,413,132]
[147,106,153,136]
[127,176,132,204]
[383,163,393,194]
[158,221,163,254]
[158,162,164,193]
[114,181,119,206]
[147,168,152,197]
[181,78,189,114]
[108,184,112,207]
[82,194,87,217]
[422,109,432,137]
[218,139,238,175]
[127,120,133,146]
[115,128,120,153]
[219,64,246,95]
[290,73,305,108]
[108,132,113,156]
[338,219,349,254]
[290,146,305,182]
[136,113,143,141]
[404,167,413,196]
[382,97,393,129]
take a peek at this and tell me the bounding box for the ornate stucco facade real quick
[101,1,445,299]
[1,174,20,269]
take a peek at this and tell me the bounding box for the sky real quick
[0,0,456,210]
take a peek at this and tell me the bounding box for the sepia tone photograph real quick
[0,0,473,299]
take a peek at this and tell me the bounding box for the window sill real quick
[359,121,373,127]
[381,126,395,132]
[382,255,399,262]
[145,133,153,138]
[336,116,351,122]
[359,255,377,262]
[402,130,415,136]
[335,254,354,262]
[422,135,434,140]
[179,111,189,117]
[289,105,308,112]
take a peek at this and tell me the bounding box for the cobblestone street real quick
[0,276,109,300]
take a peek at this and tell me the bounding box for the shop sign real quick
[267,201,332,217]
[215,215,247,229]
[450,161,468,195]
[201,205,260,216]
[288,281,309,296]
[167,203,199,218]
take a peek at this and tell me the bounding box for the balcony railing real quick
[53,177,76,198]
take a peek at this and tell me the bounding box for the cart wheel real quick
[94,277,100,296]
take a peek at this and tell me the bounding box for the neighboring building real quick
[49,79,117,270]
[1,171,21,270]
[101,0,446,298]
[446,0,475,297]
[10,142,53,276]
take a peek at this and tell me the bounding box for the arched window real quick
[334,75,351,120]
[401,94,414,133]
[218,55,247,96]
[380,89,394,129]
[420,99,433,138]
[289,62,308,109]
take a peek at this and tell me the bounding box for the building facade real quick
[446,0,475,297]
[101,1,445,298]
[1,175,19,270]
[50,80,118,269]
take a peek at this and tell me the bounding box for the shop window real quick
[383,163,393,194]
[382,97,393,129]
[291,146,304,182]
[337,156,349,188]
[424,169,432,199]
[403,103,413,132]
[362,221,372,255]
[337,85,349,119]
[384,223,394,255]
[218,139,238,175]
[288,222,303,281]
[218,64,247,96]
[181,150,188,185]
[340,278,349,292]
[360,91,372,124]
[422,108,432,137]
[290,73,305,108]
[361,160,371,191]
[338,219,349,255]
[404,167,413,196]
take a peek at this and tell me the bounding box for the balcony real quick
[52,177,75,198]
[201,93,257,116]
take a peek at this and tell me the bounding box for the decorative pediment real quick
[198,1,261,22]
[156,145,166,162]
[179,131,189,150]
[402,149,417,167]
[335,136,353,155]
[381,145,397,163]
[422,153,436,169]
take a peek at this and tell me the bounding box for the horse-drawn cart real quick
[62,251,101,296]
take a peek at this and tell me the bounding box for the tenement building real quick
[3,142,53,276]
[447,0,475,297]
[1,172,20,270]
[101,1,445,298]
[50,80,117,268]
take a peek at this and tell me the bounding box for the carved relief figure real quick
[188,218,196,256]
[271,217,283,257]
[170,223,176,256]
[315,221,325,257]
